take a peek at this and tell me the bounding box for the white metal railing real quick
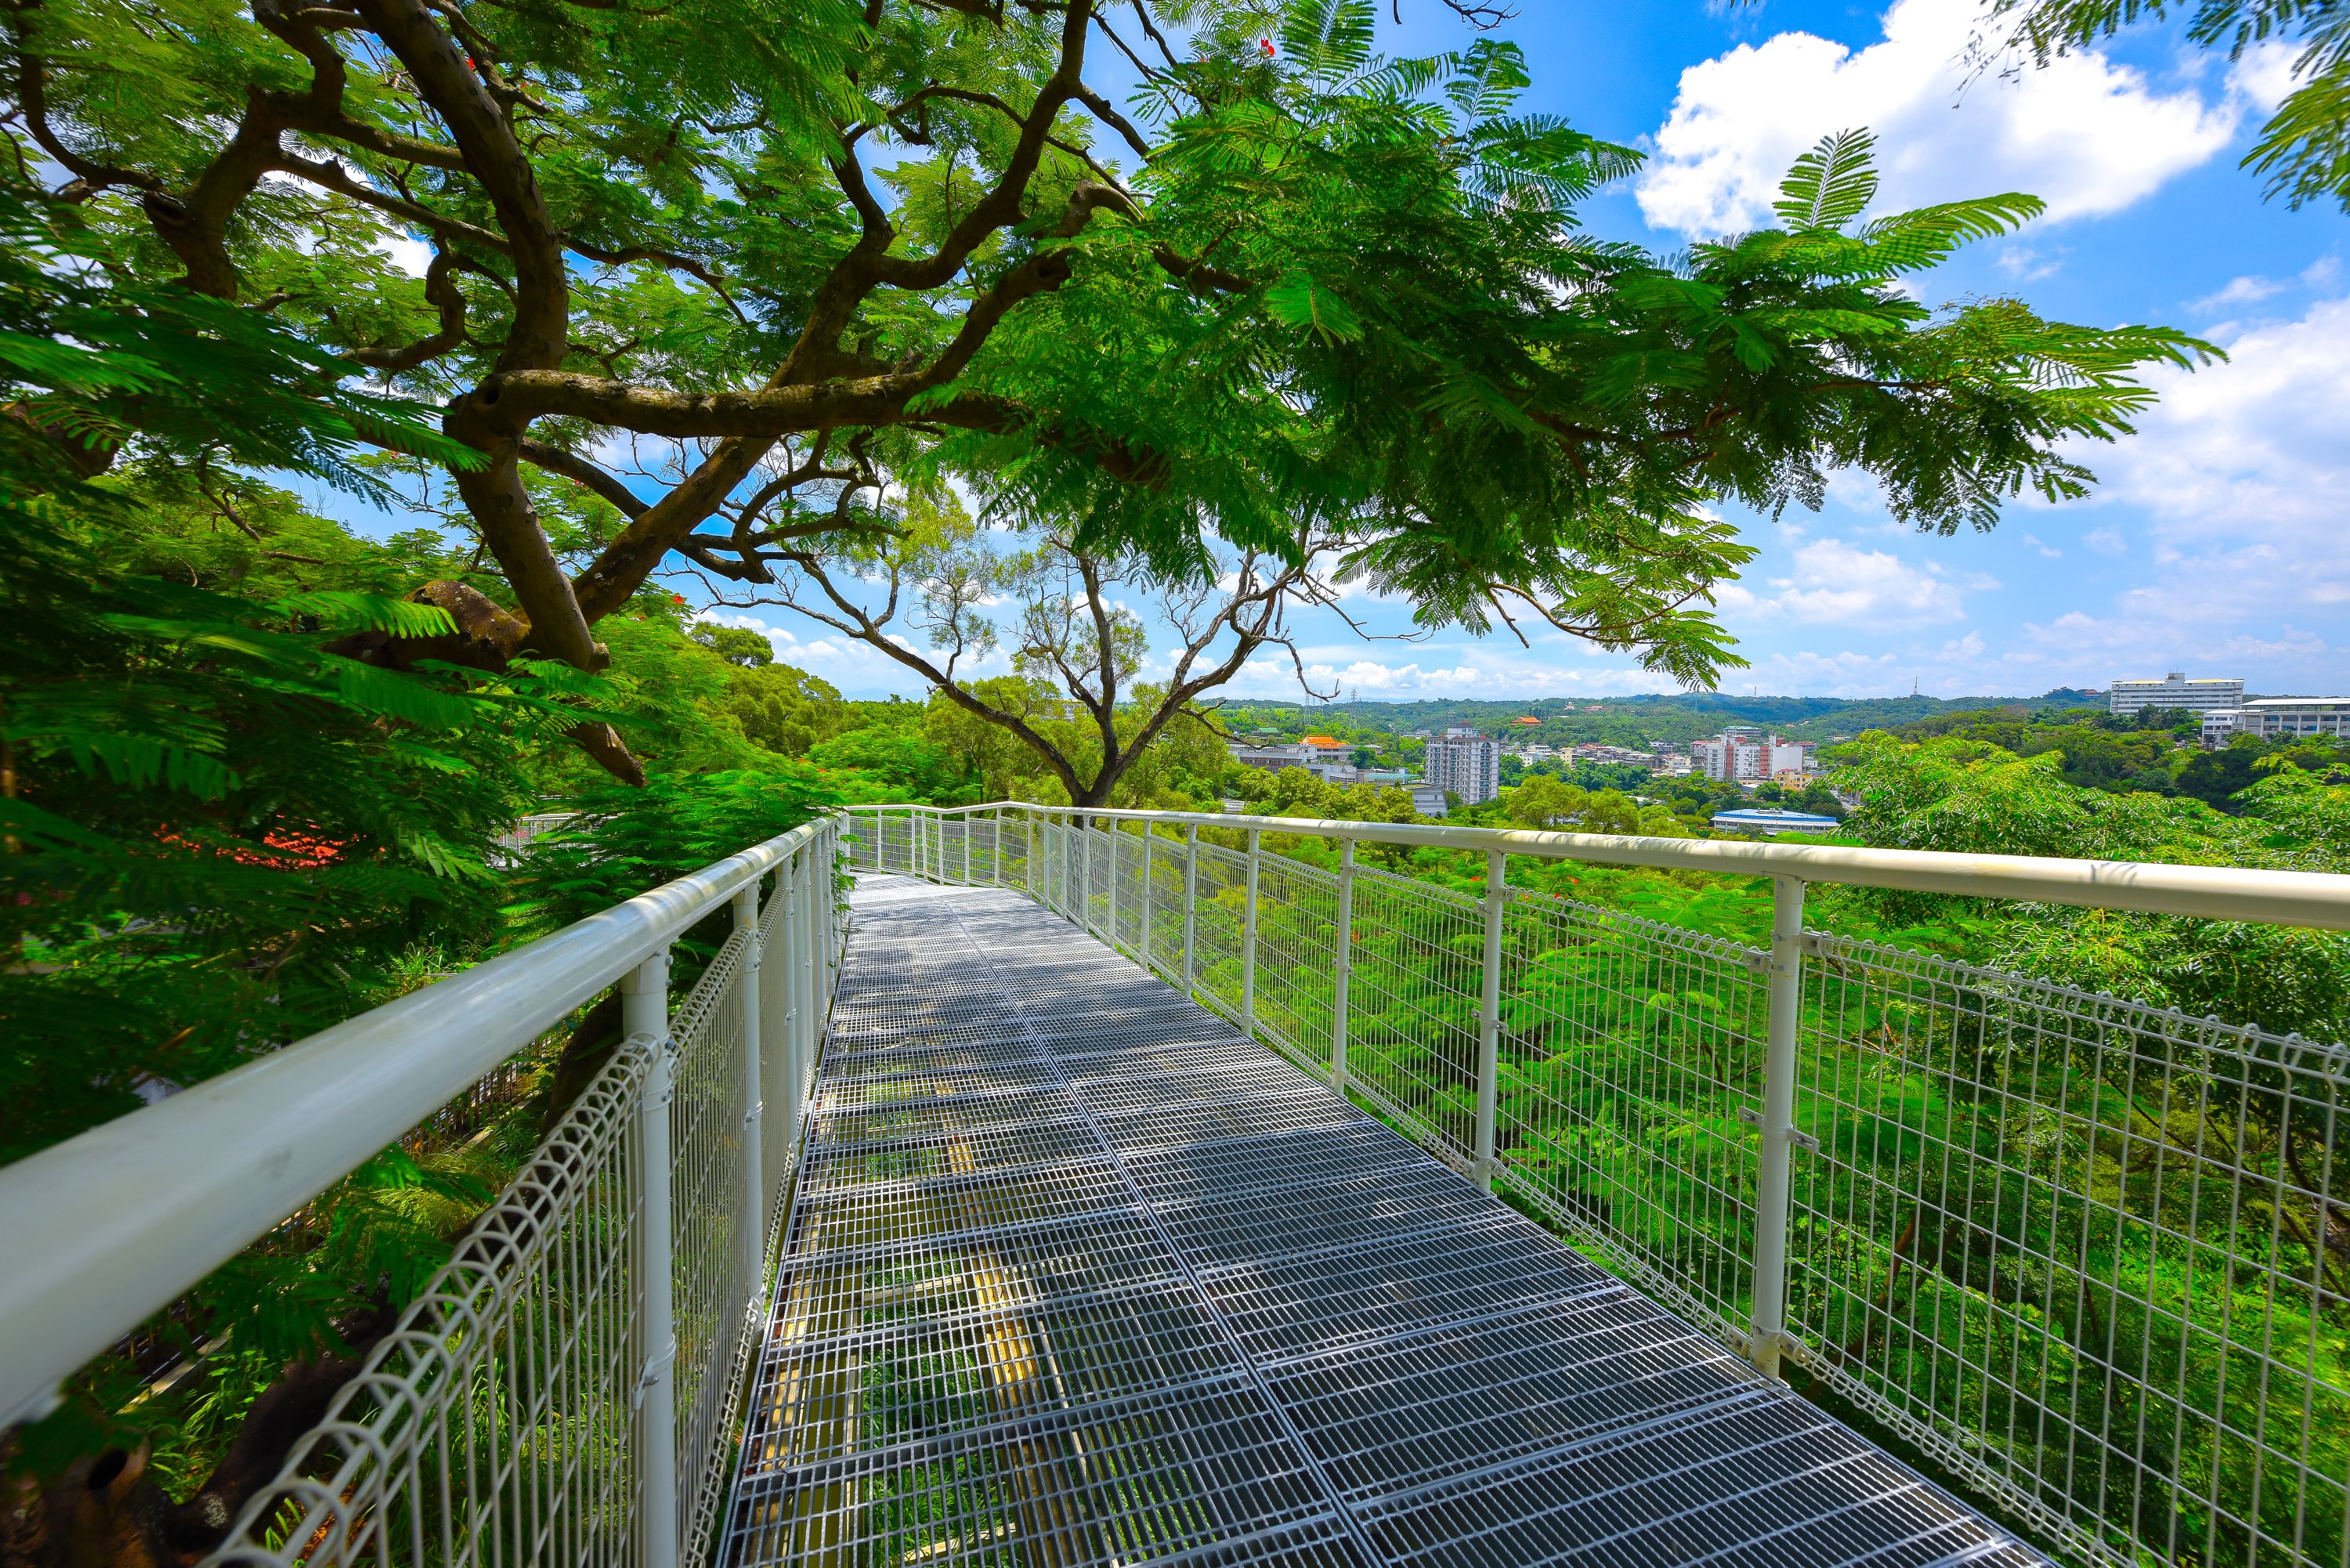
[0,813,844,1568]
[849,800,2350,1568]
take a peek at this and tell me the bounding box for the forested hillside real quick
[1218,689,2106,745]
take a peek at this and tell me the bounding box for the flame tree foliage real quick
[5,0,2204,796]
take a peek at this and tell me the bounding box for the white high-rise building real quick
[2109,673,2244,714]
[1425,729,1500,804]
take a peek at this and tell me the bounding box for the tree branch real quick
[348,245,469,371]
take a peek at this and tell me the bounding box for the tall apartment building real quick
[1693,730,1815,782]
[1424,727,1501,804]
[2109,672,2244,714]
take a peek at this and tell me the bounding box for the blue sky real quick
[332,1,2350,702]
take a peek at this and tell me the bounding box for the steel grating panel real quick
[716,874,2048,1568]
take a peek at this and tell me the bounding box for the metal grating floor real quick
[718,876,2047,1568]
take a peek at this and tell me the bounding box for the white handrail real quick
[870,801,2350,930]
[0,816,835,1432]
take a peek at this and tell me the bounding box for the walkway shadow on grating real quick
[718,874,2046,1568]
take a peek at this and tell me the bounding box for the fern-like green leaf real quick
[1774,128,1880,231]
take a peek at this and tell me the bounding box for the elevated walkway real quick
[718,875,2044,1566]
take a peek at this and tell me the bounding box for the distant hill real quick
[1213,690,2105,746]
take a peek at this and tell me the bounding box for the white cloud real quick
[374,232,433,279]
[690,609,1013,696]
[2082,526,2127,555]
[2081,291,2350,625]
[2020,533,2062,558]
[2189,273,2290,313]
[1718,537,1994,626]
[1996,244,2066,282]
[1222,645,1685,700]
[2228,39,2302,114]
[1737,647,1903,698]
[2185,257,2338,320]
[1636,0,2241,240]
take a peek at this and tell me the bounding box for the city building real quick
[1693,729,1815,782]
[1225,741,1316,773]
[2200,709,2243,748]
[1712,807,1841,836]
[1425,729,1501,804]
[2108,673,2245,715]
[1222,740,1410,789]
[1574,743,1654,768]
[2231,697,2350,740]
[1408,783,1449,818]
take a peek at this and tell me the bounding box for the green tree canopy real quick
[5,0,2207,790]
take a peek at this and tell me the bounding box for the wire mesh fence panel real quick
[1189,840,1249,1021]
[997,811,1029,894]
[1339,865,1483,1167]
[938,815,969,886]
[208,1042,655,1568]
[1108,823,1146,955]
[1248,850,1340,1082]
[863,809,915,876]
[1083,821,1115,940]
[1141,832,1188,986]
[1785,933,2350,1568]
[669,927,756,1561]
[1493,892,1770,1348]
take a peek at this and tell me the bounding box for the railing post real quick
[781,853,806,1171]
[1748,875,1808,1380]
[1181,823,1198,995]
[733,883,763,1292]
[1242,829,1261,1035]
[961,809,971,885]
[1139,822,1153,970]
[1079,813,1094,935]
[1332,836,1354,1089]
[795,849,817,1118]
[624,945,678,1568]
[1474,850,1505,1190]
[990,808,1001,887]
